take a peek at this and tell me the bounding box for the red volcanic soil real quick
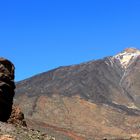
[27,119,86,140]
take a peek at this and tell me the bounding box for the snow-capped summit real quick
[113,48,140,69]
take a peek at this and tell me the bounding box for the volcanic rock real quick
[0,135,15,140]
[8,105,27,127]
[0,58,15,122]
[0,121,55,140]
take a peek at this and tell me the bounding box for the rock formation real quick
[8,105,27,127]
[0,58,15,122]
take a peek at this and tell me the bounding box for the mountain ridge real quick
[15,48,140,139]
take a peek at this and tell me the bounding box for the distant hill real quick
[15,48,140,139]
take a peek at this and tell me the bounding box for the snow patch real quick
[127,103,139,109]
[112,48,140,69]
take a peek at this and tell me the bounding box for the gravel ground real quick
[0,122,55,140]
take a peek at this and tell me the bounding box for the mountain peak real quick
[113,47,140,69]
[124,47,140,53]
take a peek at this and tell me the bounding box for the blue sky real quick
[0,0,140,81]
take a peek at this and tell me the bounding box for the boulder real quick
[8,105,27,127]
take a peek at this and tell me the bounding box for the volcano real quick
[15,48,140,139]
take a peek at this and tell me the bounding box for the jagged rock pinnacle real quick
[0,57,15,121]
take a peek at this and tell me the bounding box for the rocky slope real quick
[0,122,55,140]
[15,48,140,139]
